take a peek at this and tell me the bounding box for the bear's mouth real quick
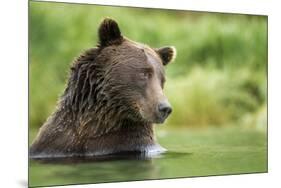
[154,113,170,124]
[139,109,171,125]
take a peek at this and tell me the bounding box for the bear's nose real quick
[158,102,172,118]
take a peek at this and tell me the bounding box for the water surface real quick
[29,127,267,187]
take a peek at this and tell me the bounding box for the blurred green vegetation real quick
[29,1,267,130]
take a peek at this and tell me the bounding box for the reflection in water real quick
[30,151,191,186]
[29,128,267,187]
[32,151,191,164]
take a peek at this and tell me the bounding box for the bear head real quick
[94,18,176,124]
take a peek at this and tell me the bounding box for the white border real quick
[1,0,280,188]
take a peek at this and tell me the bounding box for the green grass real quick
[164,67,267,127]
[29,1,267,130]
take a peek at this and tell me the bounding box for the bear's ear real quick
[98,18,123,46]
[156,46,177,66]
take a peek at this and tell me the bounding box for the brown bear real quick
[30,18,176,158]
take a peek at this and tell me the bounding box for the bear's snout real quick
[156,101,172,123]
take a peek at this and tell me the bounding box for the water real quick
[29,127,267,187]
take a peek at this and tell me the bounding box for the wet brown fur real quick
[30,18,176,158]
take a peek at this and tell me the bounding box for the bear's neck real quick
[76,111,156,143]
[57,100,157,153]
[83,119,157,155]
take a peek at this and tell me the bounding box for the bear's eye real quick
[138,68,153,80]
[139,72,150,80]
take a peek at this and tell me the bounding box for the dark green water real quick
[29,127,267,187]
